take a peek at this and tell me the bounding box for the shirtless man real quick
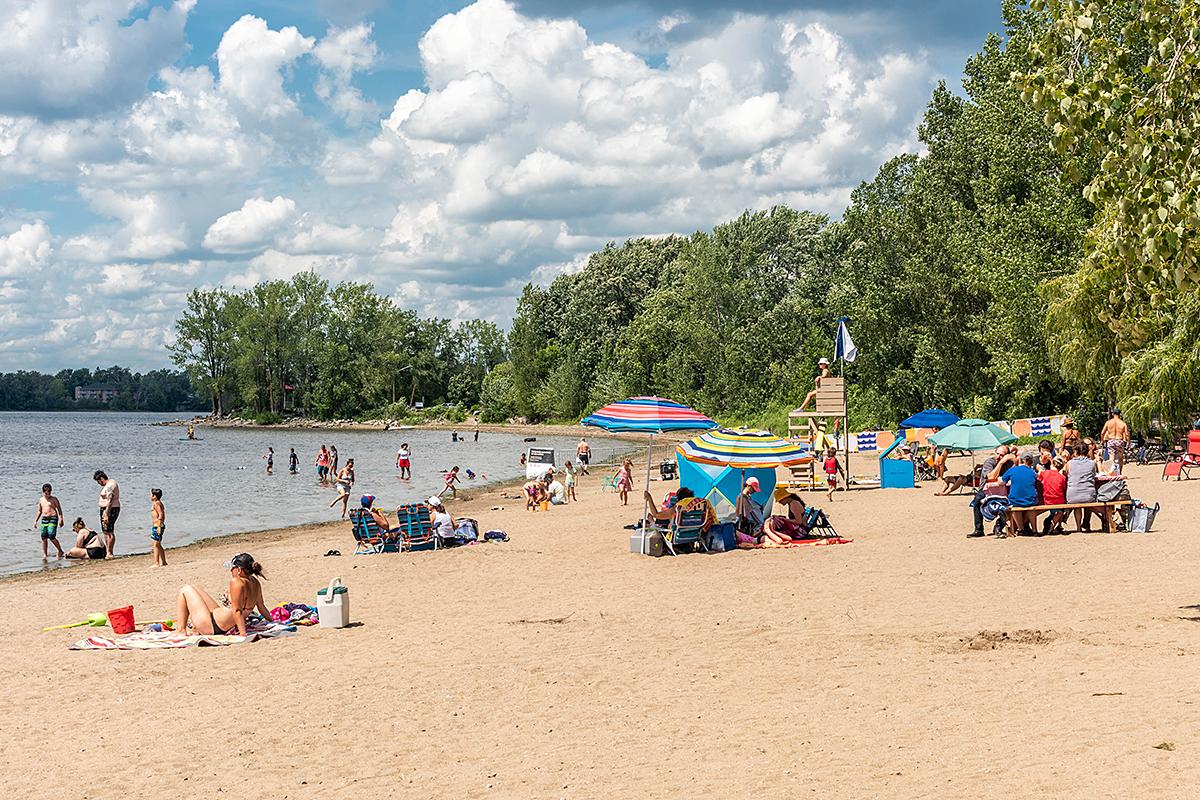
[34,483,65,559]
[94,470,120,557]
[176,553,270,636]
[1100,409,1131,473]
[576,438,591,475]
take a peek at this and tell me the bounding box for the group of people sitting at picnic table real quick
[642,476,826,548]
[966,436,1126,538]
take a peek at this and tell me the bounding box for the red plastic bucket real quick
[107,605,135,635]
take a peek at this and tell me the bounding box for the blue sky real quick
[0,0,1003,371]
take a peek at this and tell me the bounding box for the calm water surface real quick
[0,412,607,576]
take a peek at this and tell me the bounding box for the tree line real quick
[170,273,507,420]
[0,367,199,412]
[172,1,1198,434]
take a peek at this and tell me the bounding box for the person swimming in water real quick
[175,553,270,636]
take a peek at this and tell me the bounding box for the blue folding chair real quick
[395,503,439,551]
[349,507,399,554]
[663,507,709,555]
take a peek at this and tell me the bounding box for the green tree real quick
[170,288,238,415]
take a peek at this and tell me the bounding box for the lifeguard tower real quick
[787,376,848,490]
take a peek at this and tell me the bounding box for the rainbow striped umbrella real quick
[581,396,716,434]
[677,428,812,469]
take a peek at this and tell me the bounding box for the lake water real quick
[0,412,613,577]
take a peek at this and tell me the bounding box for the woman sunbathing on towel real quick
[761,493,809,545]
[176,553,270,636]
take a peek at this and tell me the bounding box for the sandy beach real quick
[4,461,1199,799]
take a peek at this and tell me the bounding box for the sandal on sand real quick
[323,549,341,557]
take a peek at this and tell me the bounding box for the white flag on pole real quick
[834,317,857,364]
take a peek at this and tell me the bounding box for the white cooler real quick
[316,578,350,628]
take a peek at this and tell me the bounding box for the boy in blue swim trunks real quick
[150,488,168,566]
[35,483,65,559]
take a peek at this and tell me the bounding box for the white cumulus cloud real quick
[216,15,315,119]
[203,196,299,253]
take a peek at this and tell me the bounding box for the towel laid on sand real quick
[737,536,852,549]
[70,621,297,650]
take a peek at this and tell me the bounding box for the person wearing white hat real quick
[426,495,456,542]
[797,357,832,411]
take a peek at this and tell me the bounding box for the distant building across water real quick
[74,384,119,402]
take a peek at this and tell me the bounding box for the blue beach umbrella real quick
[900,408,961,430]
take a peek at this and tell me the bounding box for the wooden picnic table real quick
[1004,500,1129,536]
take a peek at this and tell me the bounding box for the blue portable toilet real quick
[878,434,916,489]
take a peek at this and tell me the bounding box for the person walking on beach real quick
[328,459,356,518]
[330,445,339,476]
[615,459,633,505]
[94,470,119,557]
[396,442,412,479]
[564,460,578,502]
[288,448,299,474]
[1100,409,1131,473]
[440,466,461,498]
[34,483,65,559]
[576,438,591,475]
[150,488,168,566]
[265,447,274,475]
[823,447,846,501]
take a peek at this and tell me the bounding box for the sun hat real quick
[427,495,443,507]
[360,495,375,508]
[1062,417,1074,426]
[818,357,830,365]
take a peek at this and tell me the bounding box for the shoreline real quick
[0,472,536,586]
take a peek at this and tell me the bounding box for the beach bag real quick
[453,518,479,542]
[1127,502,1159,532]
[484,530,509,542]
[704,522,736,553]
[1097,479,1129,502]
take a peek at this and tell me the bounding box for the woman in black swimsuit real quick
[175,553,271,636]
[64,518,107,560]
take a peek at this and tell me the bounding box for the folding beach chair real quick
[349,508,399,554]
[803,506,841,539]
[394,503,439,551]
[662,507,709,556]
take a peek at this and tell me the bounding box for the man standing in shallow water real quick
[94,470,120,557]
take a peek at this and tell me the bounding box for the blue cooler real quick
[704,522,737,553]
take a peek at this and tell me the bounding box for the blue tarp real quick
[899,408,960,429]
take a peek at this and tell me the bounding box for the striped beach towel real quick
[70,622,296,650]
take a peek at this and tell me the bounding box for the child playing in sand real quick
[616,459,633,506]
[523,478,544,510]
[440,466,461,499]
[34,483,65,559]
[564,460,577,502]
[150,488,168,566]
[823,448,846,501]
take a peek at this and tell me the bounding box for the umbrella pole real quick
[641,434,654,554]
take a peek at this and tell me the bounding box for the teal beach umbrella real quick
[928,418,1017,451]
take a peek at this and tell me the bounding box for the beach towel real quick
[737,537,852,549]
[70,621,297,650]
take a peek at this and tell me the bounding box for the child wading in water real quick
[264,447,274,475]
[823,447,846,501]
[150,488,168,566]
[288,448,299,474]
[616,459,633,506]
[440,466,461,498]
[35,483,65,559]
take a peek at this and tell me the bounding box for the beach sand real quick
[3,461,1199,798]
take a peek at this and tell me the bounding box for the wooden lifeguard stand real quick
[787,376,849,490]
